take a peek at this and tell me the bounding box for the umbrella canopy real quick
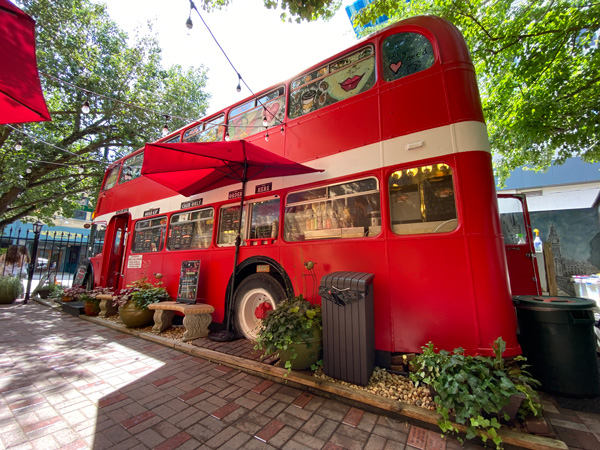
[142,140,322,340]
[142,140,322,197]
[0,0,50,124]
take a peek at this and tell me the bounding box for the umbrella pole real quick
[210,163,247,342]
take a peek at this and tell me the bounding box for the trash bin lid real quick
[513,295,596,310]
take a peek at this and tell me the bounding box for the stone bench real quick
[148,301,214,342]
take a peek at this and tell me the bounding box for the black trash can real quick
[319,272,375,386]
[513,295,599,397]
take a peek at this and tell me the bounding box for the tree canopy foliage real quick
[211,0,599,181]
[198,0,341,22]
[355,0,600,182]
[0,0,210,229]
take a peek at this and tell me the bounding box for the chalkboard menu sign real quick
[177,260,201,304]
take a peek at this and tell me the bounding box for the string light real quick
[224,130,230,141]
[186,14,193,29]
[264,129,269,142]
[162,115,170,136]
[280,126,284,135]
[262,109,268,127]
[81,100,90,114]
[236,74,242,93]
[15,141,22,151]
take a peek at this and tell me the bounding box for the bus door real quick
[101,214,130,290]
[497,194,542,295]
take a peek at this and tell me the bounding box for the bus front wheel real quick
[234,273,286,340]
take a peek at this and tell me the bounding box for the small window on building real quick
[289,45,375,119]
[382,32,435,82]
[132,217,167,253]
[103,165,120,190]
[119,152,144,184]
[285,177,380,242]
[218,205,247,246]
[73,210,88,220]
[389,164,457,235]
[168,208,214,250]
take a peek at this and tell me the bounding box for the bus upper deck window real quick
[103,165,120,190]
[119,152,144,184]
[382,33,435,82]
[389,164,457,235]
[289,45,375,119]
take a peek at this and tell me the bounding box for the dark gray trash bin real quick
[319,272,375,386]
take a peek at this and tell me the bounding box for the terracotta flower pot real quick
[84,300,100,316]
[119,300,153,328]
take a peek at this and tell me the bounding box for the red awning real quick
[141,140,322,197]
[0,0,50,124]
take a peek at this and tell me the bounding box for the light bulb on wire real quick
[236,74,241,93]
[81,101,90,114]
[15,141,22,151]
[262,110,268,128]
[264,130,269,142]
[224,130,230,141]
[280,126,284,135]
[162,115,170,136]
[186,15,193,29]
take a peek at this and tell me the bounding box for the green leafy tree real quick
[218,0,598,182]
[0,0,210,229]
[198,0,341,22]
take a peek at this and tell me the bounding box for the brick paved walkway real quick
[1,301,477,450]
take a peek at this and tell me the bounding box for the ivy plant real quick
[410,337,541,449]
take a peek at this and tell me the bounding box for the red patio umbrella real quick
[0,0,51,124]
[142,140,323,340]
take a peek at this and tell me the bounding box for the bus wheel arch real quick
[230,257,293,340]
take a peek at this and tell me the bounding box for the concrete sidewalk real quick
[0,301,594,449]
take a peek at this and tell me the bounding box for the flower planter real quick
[84,300,100,316]
[119,300,153,328]
[278,329,322,370]
[62,295,74,302]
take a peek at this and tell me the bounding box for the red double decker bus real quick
[88,15,521,358]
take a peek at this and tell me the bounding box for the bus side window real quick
[168,208,214,250]
[218,205,247,246]
[132,217,167,253]
[284,178,381,242]
[103,165,120,190]
[249,199,280,241]
[389,164,457,235]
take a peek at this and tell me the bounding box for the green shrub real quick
[0,276,24,303]
[410,337,541,449]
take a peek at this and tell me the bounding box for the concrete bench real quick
[147,301,214,342]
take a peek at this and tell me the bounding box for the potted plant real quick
[0,276,23,304]
[255,294,323,371]
[39,283,63,300]
[410,337,541,449]
[62,285,87,302]
[113,277,170,328]
[80,290,101,316]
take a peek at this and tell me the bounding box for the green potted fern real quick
[0,276,24,304]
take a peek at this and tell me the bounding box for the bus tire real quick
[233,273,286,340]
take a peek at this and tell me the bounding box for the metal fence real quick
[0,225,90,288]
